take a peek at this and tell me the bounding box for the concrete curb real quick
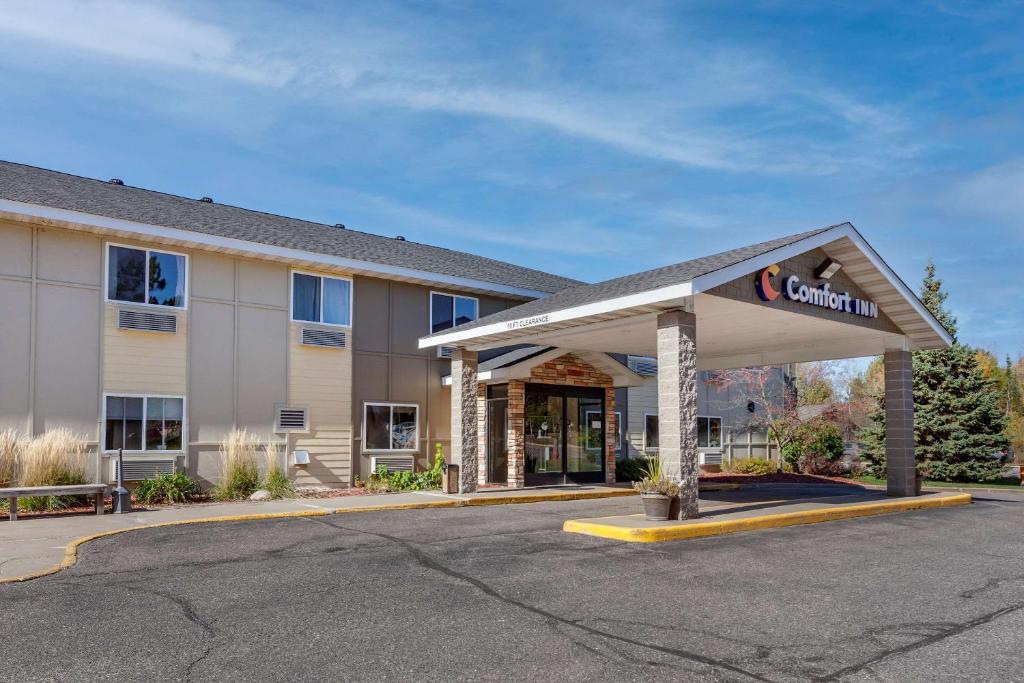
[562,492,973,543]
[0,487,636,584]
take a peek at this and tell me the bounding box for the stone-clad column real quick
[450,348,479,494]
[884,348,917,497]
[656,309,699,519]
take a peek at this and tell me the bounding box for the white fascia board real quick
[690,223,953,348]
[0,199,553,300]
[419,281,693,348]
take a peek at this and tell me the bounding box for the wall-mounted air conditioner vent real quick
[118,308,177,333]
[370,455,414,473]
[112,458,175,481]
[699,452,723,466]
[627,355,658,375]
[302,328,347,349]
[275,406,309,432]
[438,346,455,359]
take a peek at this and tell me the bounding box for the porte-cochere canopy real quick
[419,223,951,367]
[420,223,951,514]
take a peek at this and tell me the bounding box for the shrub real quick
[19,428,88,511]
[214,429,261,500]
[261,440,295,499]
[616,456,650,482]
[724,457,776,476]
[363,445,445,492]
[135,472,198,505]
[783,421,845,473]
[799,452,848,477]
[923,459,1006,484]
[0,428,21,488]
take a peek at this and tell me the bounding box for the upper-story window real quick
[107,244,187,308]
[292,272,352,327]
[430,292,479,334]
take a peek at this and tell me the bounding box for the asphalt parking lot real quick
[2,484,1023,682]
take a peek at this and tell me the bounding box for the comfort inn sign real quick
[756,264,878,319]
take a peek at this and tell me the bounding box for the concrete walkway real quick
[0,485,635,581]
[564,490,972,542]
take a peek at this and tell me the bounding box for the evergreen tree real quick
[860,261,1008,482]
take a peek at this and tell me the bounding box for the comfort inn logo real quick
[754,264,878,319]
[755,264,782,302]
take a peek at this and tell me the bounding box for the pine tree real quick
[860,261,1008,482]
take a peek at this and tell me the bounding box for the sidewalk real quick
[0,485,635,582]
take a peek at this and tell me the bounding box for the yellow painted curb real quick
[0,487,636,584]
[563,493,973,543]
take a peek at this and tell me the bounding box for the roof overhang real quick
[0,198,553,301]
[442,347,645,387]
[419,224,953,360]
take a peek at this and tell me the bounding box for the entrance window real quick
[486,384,509,484]
[363,403,418,452]
[524,384,605,485]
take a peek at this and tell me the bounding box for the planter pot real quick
[641,493,673,521]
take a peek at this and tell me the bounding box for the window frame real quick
[643,413,659,453]
[361,402,420,454]
[290,270,354,329]
[101,392,187,455]
[615,411,623,452]
[429,290,480,335]
[104,242,190,310]
[699,415,724,449]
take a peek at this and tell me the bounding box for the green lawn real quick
[853,475,1022,490]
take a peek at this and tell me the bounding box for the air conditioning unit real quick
[370,455,414,473]
[301,327,347,349]
[117,308,177,333]
[111,458,175,481]
[699,452,723,466]
[437,346,455,359]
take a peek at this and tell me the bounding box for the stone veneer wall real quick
[485,353,617,487]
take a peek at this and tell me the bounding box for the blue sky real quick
[1,1,1022,359]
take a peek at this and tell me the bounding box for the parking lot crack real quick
[814,601,1024,681]
[122,585,216,682]
[323,519,776,682]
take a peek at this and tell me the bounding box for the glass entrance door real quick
[525,384,605,486]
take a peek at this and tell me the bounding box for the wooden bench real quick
[2,484,108,521]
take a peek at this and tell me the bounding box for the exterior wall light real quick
[814,258,843,280]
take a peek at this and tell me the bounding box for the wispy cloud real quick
[0,0,295,85]
[0,0,910,176]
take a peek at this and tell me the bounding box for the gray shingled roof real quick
[426,223,848,337]
[0,160,581,295]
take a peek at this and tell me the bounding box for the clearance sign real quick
[755,264,878,319]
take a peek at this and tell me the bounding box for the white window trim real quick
[429,290,479,335]
[698,415,724,450]
[104,241,189,311]
[101,392,187,455]
[615,411,623,452]
[361,402,420,454]
[643,412,658,453]
[290,269,354,329]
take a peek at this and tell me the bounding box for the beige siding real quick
[0,221,32,277]
[35,284,101,435]
[103,304,188,396]
[188,300,236,444]
[0,279,31,432]
[288,324,353,486]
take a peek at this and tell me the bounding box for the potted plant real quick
[632,457,680,521]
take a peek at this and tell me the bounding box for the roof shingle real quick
[426,223,847,336]
[0,160,582,295]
